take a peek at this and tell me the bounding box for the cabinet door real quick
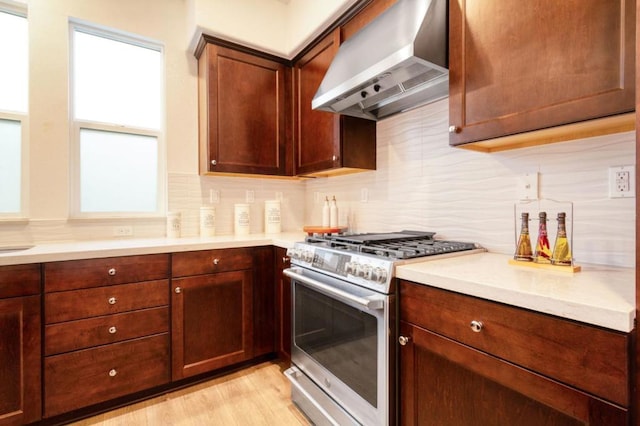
[252,246,275,357]
[294,29,341,175]
[449,0,636,146]
[199,43,291,176]
[0,295,41,426]
[274,247,291,362]
[398,322,628,426]
[172,270,253,380]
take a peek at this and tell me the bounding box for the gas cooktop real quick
[305,230,479,260]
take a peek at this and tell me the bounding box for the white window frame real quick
[68,19,166,219]
[0,1,28,220]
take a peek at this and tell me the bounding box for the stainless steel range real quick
[283,231,483,425]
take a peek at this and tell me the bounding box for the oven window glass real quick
[294,284,378,407]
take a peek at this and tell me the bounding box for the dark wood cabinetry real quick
[43,255,171,417]
[399,280,630,425]
[171,248,255,380]
[274,247,291,362]
[0,264,41,426]
[449,0,636,151]
[252,246,275,358]
[197,38,292,176]
[293,28,376,177]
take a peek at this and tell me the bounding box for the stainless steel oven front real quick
[284,266,394,426]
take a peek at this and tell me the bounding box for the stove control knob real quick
[355,263,366,278]
[303,250,314,263]
[287,248,299,260]
[345,262,356,275]
[363,265,373,280]
[376,268,388,283]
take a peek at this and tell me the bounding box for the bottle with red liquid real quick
[534,211,552,263]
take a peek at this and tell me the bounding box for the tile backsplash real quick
[1,99,634,268]
[305,99,636,267]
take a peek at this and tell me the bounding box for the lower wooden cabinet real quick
[398,280,630,425]
[0,264,41,426]
[274,247,291,362]
[171,248,257,380]
[44,334,170,417]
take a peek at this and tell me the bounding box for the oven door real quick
[284,266,392,426]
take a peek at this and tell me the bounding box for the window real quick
[0,4,28,216]
[70,21,164,217]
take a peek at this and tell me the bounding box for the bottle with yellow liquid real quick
[514,212,533,261]
[551,212,572,265]
[534,211,552,264]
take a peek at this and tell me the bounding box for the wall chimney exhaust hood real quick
[312,0,448,121]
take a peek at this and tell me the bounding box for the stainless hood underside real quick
[312,0,448,121]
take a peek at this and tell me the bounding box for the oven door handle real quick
[284,268,384,310]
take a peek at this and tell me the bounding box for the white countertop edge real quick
[396,253,635,333]
[0,232,305,266]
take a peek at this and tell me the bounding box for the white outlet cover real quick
[609,165,635,198]
[517,173,539,200]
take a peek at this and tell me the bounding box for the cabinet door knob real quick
[108,297,117,305]
[332,155,338,161]
[470,320,483,333]
[175,287,182,294]
[108,268,116,276]
[211,160,217,166]
[283,256,290,264]
[108,326,117,334]
[213,258,220,265]
[448,125,460,133]
[398,335,411,346]
[108,369,117,377]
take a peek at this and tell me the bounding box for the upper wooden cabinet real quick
[293,28,377,177]
[197,38,292,176]
[449,0,636,151]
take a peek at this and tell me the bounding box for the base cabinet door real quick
[0,295,41,426]
[172,270,253,380]
[399,322,628,426]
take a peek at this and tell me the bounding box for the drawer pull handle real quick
[108,369,117,377]
[108,268,116,276]
[283,257,290,264]
[213,258,220,265]
[108,297,117,305]
[108,326,117,334]
[470,320,483,333]
[174,287,182,294]
[398,336,410,346]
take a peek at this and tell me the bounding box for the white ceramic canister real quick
[166,212,181,238]
[264,200,281,234]
[234,203,251,235]
[200,206,216,237]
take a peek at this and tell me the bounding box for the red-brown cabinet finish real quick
[252,246,275,358]
[197,38,292,176]
[399,280,630,425]
[171,248,255,380]
[43,255,171,418]
[294,28,376,177]
[275,247,291,362]
[0,264,41,426]
[449,0,636,148]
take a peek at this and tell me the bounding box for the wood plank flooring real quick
[69,362,310,426]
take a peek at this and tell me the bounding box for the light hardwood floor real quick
[69,362,310,426]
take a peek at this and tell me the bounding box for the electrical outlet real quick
[113,226,133,237]
[517,173,539,200]
[609,165,635,198]
[361,188,369,203]
[246,190,255,203]
[209,189,220,203]
[275,191,283,202]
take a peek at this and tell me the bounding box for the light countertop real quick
[396,252,635,332]
[0,232,305,266]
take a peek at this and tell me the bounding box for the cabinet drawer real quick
[44,334,170,417]
[45,307,169,356]
[44,254,169,292]
[45,279,169,324]
[399,280,629,406]
[0,263,40,298]
[172,248,253,277]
